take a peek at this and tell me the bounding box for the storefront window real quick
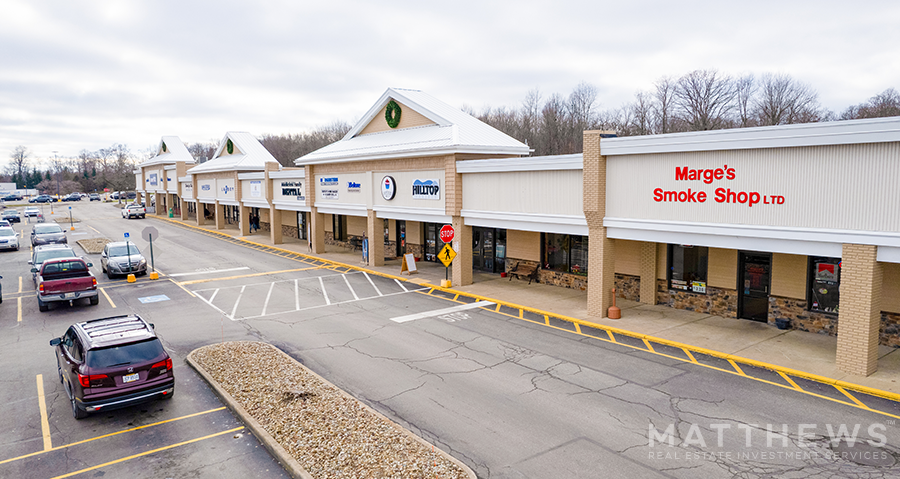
[541,234,588,276]
[808,257,840,314]
[333,215,347,242]
[668,245,708,294]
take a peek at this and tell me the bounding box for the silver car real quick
[101,241,147,278]
[0,227,19,251]
[31,223,67,246]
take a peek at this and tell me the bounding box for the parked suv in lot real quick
[101,241,147,277]
[31,223,67,246]
[50,315,175,419]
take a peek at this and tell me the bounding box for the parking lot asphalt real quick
[4,202,900,478]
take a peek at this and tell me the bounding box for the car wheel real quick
[70,385,87,420]
[90,296,99,305]
[38,298,48,312]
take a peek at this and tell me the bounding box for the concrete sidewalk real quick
[158,217,900,397]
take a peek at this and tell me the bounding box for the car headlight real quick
[139,259,147,265]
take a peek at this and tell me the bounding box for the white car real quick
[0,227,19,251]
[122,203,146,219]
[24,206,41,217]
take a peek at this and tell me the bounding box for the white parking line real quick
[294,279,299,310]
[343,275,359,300]
[319,276,330,305]
[364,272,383,296]
[209,288,219,304]
[395,279,409,292]
[390,301,495,323]
[230,285,246,318]
[262,282,275,316]
[168,267,250,277]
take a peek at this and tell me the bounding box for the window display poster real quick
[816,262,838,282]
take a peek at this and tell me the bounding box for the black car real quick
[2,194,22,201]
[62,194,81,202]
[2,209,21,223]
[50,315,175,419]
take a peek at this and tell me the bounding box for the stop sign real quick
[439,225,454,243]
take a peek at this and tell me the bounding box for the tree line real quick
[7,69,898,186]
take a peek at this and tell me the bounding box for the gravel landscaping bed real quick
[190,341,473,479]
[76,237,111,254]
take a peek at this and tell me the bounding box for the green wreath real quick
[385,100,401,128]
[226,138,234,154]
[162,142,167,153]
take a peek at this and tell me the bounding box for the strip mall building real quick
[136,88,900,376]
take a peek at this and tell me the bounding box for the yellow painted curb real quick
[151,216,900,405]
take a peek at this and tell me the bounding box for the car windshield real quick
[34,249,76,264]
[109,245,140,256]
[0,229,16,237]
[5,210,18,215]
[86,339,164,368]
[34,224,62,234]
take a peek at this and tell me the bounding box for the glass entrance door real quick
[473,227,505,273]
[738,252,771,322]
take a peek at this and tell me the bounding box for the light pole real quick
[51,151,58,215]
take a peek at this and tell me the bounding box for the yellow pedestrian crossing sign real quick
[439,244,456,267]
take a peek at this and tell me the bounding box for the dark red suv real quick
[50,315,175,419]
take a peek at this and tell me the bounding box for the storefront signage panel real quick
[605,146,900,233]
[182,182,194,199]
[241,179,266,200]
[314,173,367,204]
[197,179,216,199]
[217,178,236,200]
[373,170,445,209]
[273,178,305,202]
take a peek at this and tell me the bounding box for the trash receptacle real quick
[168,208,174,218]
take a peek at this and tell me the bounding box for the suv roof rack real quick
[76,315,156,349]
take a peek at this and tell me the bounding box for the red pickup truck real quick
[33,258,99,312]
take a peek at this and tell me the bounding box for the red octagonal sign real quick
[439,225,454,243]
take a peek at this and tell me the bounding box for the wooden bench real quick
[508,262,539,284]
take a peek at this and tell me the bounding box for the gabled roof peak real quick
[186,132,279,175]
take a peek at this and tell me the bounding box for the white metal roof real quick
[296,88,531,165]
[601,116,900,156]
[139,136,195,167]
[187,132,279,175]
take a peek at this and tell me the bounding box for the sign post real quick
[124,232,136,283]
[68,206,73,231]
[142,226,160,280]
[438,225,455,287]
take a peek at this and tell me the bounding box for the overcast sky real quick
[2,0,898,165]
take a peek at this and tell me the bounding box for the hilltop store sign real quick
[653,165,785,207]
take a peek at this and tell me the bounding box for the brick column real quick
[239,205,251,236]
[215,202,225,230]
[583,130,616,317]
[197,202,206,226]
[310,208,325,253]
[269,206,283,244]
[180,201,189,221]
[366,210,384,266]
[451,216,472,286]
[836,244,883,376]
[640,242,657,305]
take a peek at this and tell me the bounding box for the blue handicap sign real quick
[68,206,72,210]
[124,232,130,238]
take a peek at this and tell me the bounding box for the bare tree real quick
[734,74,757,127]
[843,88,900,119]
[521,88,542,149]
[675,69,736,130]
[6,145,29,187]
[631,91,654,135]
[652,76,678,134]
[754,73,823,125]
